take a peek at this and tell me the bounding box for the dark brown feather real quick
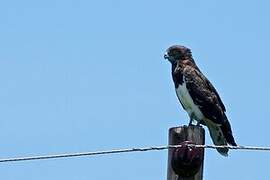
[173,59,224,124]
[166,45,237,148]
[172,59,237,146]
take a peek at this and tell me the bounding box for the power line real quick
[0,144,270,163]
[0,146,168,163]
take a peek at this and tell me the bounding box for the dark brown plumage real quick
[164,45,237,156]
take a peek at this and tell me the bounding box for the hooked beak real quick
[164,52,169,59]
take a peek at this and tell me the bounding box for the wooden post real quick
[167,126,205,180]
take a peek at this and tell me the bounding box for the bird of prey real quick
[164,45,237,156]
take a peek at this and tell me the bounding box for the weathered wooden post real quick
[167,125,205,180]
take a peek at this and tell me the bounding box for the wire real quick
[0,146,168,163]
[192,144,270,151]
[0,144,270,163]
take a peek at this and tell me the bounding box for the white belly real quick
[176,82,204,121]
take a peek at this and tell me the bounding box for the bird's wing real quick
[205,77,226,112]
[182,65,226,124]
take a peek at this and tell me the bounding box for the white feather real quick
[175,77,228,156]
[175,80,204,122]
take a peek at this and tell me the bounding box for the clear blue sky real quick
[1,0,270,179]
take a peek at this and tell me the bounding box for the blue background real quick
[1,0,270,179]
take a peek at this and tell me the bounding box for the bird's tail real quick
[204,119,229,156]
[220,116,237,146]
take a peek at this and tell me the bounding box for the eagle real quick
[164,45,237,156]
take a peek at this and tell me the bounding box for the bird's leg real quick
[188,116,193,126]
[196,120,201,126]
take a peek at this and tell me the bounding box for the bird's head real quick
[164,45,192,64]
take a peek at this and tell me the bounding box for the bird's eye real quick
[169,51,174,56]
[172,51,179,56]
